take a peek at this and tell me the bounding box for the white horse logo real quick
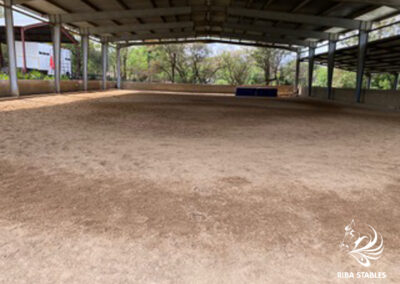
[339,219,384,267]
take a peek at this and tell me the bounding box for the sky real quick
[209,43,243,55]
[0,10,41,26]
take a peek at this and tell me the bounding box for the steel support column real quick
[101,41,108,90]
[366,73,372,90]
[4,0,19,97]
[51,16,61,93]
[308,44,316,97]
[81,32,89,91]
[355,23,371,103]
[0,43,4,68]
[327,36,337,100]
[20,27,27,73]
[392,73,399,90]
[116,45,122,89]
[294,50,301,95]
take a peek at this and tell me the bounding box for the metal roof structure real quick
[302,34,400,74]
[10,0,400,48]
[0,16,77,44]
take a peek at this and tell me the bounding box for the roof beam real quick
[224,22,331,40]
[220,32,309,46]
[88,21,194,34]
[12,0,37,4]
[332,0,400,9]
[228,7,364,30]
[120,39,297,51]
[110,31,197,42]
[52,7,191,23]
[113,0,147,32]
[110,30,309,47]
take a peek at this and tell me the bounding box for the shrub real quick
[0,73,9,80]
[17,70,29,79]
[61,74,70,80]
[28,70,45,80]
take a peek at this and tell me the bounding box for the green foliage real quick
[126,46,152,81]
[0,71,70,81]
[314,66,328,87]
[149,44,221,84]
[17,70,28,79]
[185,44,217,84]
[218,50,251,85]
[371,73,394,90]
[0,73,9,80]
[63,42,81,78]
[333,69,356,89]
[294,63,360,90]
[250,48,288,84]
[61,74,70,80]
[27,70,45,80]
[87,42,103,78]
[280,60,296,85]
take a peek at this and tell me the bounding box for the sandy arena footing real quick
[0,90,399,283]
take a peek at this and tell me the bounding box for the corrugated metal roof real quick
[9,0,400,48]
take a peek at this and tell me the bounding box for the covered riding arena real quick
[0,0,400,283]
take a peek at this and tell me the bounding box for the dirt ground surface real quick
[0,90,399,283]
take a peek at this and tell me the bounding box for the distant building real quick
[0,12,77,75]
[14,41,72,75]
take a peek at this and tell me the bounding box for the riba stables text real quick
[337,272,387,279]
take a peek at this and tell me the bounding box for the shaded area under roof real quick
[302,35,400,74]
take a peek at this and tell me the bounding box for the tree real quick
[271,50,287,85]
[279,59,297,85]
[126,46,151,81]
[86,42,102,79]
[332,69,356,88]
[219,50,251,85]
[186,44,220,84]
[314,66,328,87]
[253,48,272,83]
[120,48,129,80]
[151,43,220,84]
[153,44,185,83]
[64,42,81,79]
[371,73,395,90]
[250,47,288,84]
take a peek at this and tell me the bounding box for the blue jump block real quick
[236,87,278,97]
[256,88,278,97]
[236,87,257,97]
